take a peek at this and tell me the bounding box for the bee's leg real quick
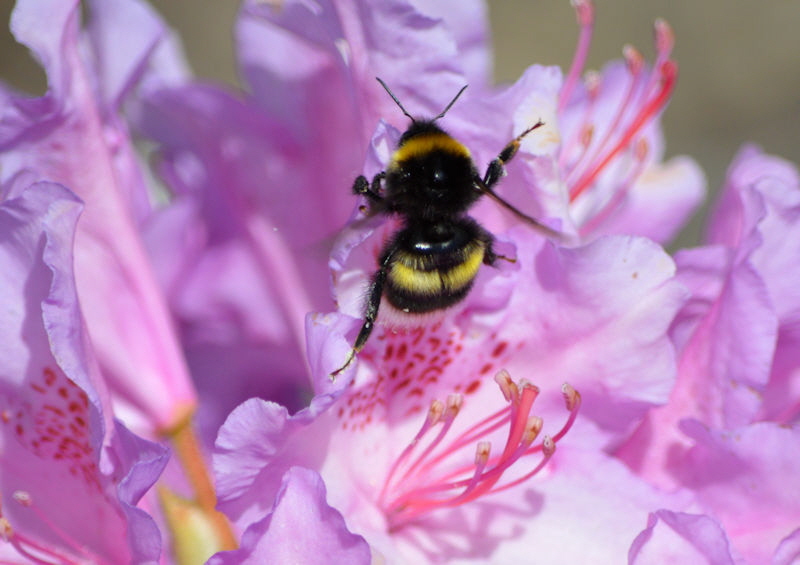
[483,237,499,266]
[483,121,544,189]
[353,172,386,202]
[479,228,516,266]
[478,226,508,265]
[487,247,516,265]
[476,121,562,240]
[330,249,393,379]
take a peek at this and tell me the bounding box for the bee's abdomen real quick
[385,240,485,313]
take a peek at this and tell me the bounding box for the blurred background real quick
[1,1,798,246]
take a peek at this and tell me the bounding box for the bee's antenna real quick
[433,84,468,121]
[376,77,415,122]
[375,77,468,123]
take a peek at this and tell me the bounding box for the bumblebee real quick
[331,78,559,378]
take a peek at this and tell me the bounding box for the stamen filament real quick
[381,373,580,529]
[577,138,649,237]
[408,370,519,476]
[499,383,539,460]
[565,45,646,192]
[12,492,97,562]
[569,60,677,202]
[558,72,599,171]
[379,399,445,502]
[559,0,596,113]
[551,383,582,442]
[387,443,494,527]
[413,412,511,478]
[489,437,557,495]
[397,396,462,485]
[7,531,77,565]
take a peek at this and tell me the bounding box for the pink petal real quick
[628,510,739,565]
[598,156,706,243]
[3,0,197,431]
[0,181,166,563]
[502,233,687,442]
[773,528,800,565]
[208,467,370,565]
[617,244,778,484]
[676,421,800,565]
[213,395,341,527]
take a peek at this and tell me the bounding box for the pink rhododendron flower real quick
[0,180,168,563]
[618,146,800,564]
[2,0,796,562]
[0,0,196,435]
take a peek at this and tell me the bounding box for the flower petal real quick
[0,181,166,563]
[617,244,778,484]
[208,467,371,565]
[708,145,800,422]
[675,421,800,565]
[503,233,686,442]
[113,421,170,563]
[213,395,339,527]
[84,0,189,108]
[772,528,800,565]
[2,0,197,432]
[598,156,706,244]
[628,510,739,565]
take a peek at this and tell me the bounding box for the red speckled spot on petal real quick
[337,319,515,431]
[2,367,100,492]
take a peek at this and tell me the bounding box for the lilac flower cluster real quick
[0,0,797,563]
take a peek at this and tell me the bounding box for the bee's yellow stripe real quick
[389,243,485,295]
[391,133,471,166]
[390,265,441,294]
[442,245,484,289]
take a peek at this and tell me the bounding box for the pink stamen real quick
[552,383,582,442]
[379,373,580,530]
[419,371,528,469]
[565,44,646,192]
[2,517,80,565]
[577,138,650,237]
[557,13,678,236]
[499,382,539,460]
[490,436,556,495]
[399,396,463,481]
[654,19,675,60]
[624,44,645,75]
[427,409,509,465]
[558,0,596,113]
[378,398,447,503]
[558,71,600,171]
[568,60,677,203]
[12,492,98,563]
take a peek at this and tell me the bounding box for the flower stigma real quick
[377,370,580,530]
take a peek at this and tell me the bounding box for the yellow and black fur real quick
[330,78,558,378]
